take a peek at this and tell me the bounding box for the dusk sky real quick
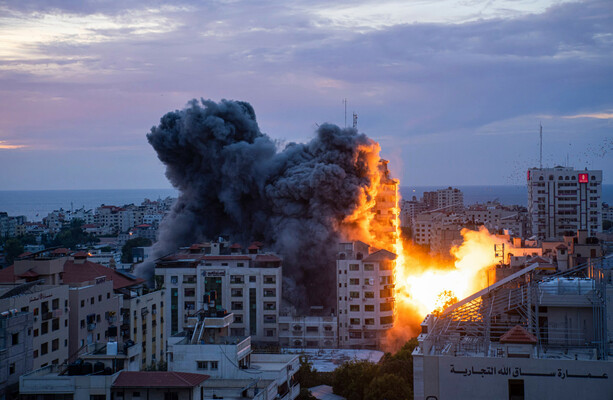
[0,0,611,190]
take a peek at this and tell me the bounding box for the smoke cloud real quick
[138,98,382,309]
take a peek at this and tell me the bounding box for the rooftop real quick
[112,371,209,388]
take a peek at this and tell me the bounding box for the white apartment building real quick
[337,241,396,349]
[0,310,33,399]
[528,166,602,239]
[168,311,300,400]
[155,242,282,344]
[0,283,70,370]
[413,213,440,246]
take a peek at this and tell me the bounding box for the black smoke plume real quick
[139,98,381,309]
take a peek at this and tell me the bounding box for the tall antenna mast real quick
[352,112,358,129]
[539,123,543,169]
[343,98,347,128]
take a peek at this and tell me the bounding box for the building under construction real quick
[413,255,613,400]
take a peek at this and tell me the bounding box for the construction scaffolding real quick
[427,256,612,360]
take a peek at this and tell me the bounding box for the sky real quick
[0,0,611,190]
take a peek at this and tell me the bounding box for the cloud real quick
[0,0,610,188]
[0,140,26,149]
[563,112,613,119]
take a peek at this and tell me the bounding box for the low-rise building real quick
[278,309,337,348]
[168,310,300,400]
[413,256,613,400]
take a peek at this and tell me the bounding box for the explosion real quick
[145,98,512,346]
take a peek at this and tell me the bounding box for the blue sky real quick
[0,0,611,189]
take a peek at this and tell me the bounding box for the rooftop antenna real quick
[539,123,543,169]
[352,112,358,129]
[343,98,347,128]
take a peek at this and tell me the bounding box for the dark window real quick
[52,318,60,331]
[41,342,48,355]
[52,338,59,351]
[41,322,49,334]
[508,379,524,400]
[11,332,19,345]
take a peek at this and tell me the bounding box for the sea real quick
[0,185,611,221]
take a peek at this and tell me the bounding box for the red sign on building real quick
[578,173,589,183]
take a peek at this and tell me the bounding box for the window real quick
[231,288,243,297]
[349,331,362,339]
[230,275,244,284]
[349,318,360,325]
[249,276,256,282]
[41,322,49,334]
[34,329,39,337]
[9,362,15,374]
[231,302,244,311]
[81,300,85,307]
[41,342,48,355]
[91,297,94,304]
[11,332,19,345]
[364,292,374,298]
[380,316,393,325]
[349,278,359,285]
[98,295,102,302]
[164,394,178,400]
[364,264,374,271]
[349,291,360,299]
[52,298,59,310]
[264,275,276,284]
[365,305,375,312]
[33,350,38,358]
[264,315,276,323]
[263,288,276,297]
[266,328,276,337]
[210,361,219,370]
[133,392,141,398]
[349,305,360,312]
[365,318,375,325]
[52,318,59,331]
[170,276,178,284]
[52,338,59,351]
[264,302,276,310]
[197,361,208,370]
[306,326,318,333]
[237,262,244,267]
[349,264,359,271]
[234,314,243,323]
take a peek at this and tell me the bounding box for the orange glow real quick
[338,144,513,350]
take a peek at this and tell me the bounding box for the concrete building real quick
[111,371,210,400]
[155,242,282,344]
[528,166,603,239]
[336,241,395,349]
[399,196,428,229]
[120,288,165,369]
[423,187,464,213]
[0,310,33,399]
[0,283,69,370]
[413,256,613,400]
[168,310,300,400]
[278,308,337,348]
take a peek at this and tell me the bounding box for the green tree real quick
[379,338,418,384]
[3,238,24,266]
[121,237,152,263]
[364,373,412,400]
[333,360,379,400]
[50,219,99,249]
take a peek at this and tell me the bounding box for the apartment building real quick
[167,310,300,400]
[337,241,396,349]
[528,166,602,239]
[423,187,464,213]
[372,160,399,247]
[120,289,165,369]
[67,278,119,361]
[155,242,282,344]
[0,283,69,370]
[278,308,337,348]
[0,310,33,399]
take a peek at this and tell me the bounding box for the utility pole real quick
[539,123,543,169]
[343,98,347,128]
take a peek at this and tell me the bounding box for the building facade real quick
[0,310,33,399]
[336,241,396,349]
[528,166,602,239]
[155,242,282,344]
[0,283,70,370]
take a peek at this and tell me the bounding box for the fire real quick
[394,227,508,318]
[340,149,514,349]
